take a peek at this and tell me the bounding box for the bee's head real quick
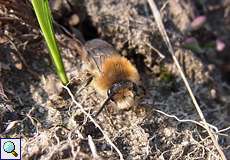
[94,80,143,118]
[107,80,138,110]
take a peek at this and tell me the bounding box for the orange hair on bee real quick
[93,54,140,95]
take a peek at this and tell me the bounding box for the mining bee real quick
[78,39,141,117]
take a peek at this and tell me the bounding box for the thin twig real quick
[153,108,230,138]
[88,135,100,159]
[153,109,214,131]
[63,85,124,160]
[147,1,226,159]
[145,42,165,59]
[160,0,169,13]
[0,81,8,101]
[4,35,40,79]
[218,126,230,134]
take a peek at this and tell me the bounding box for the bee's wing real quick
[84,39,117,73]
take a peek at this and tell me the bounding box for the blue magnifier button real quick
[3,141,18,157]
[3,141,15,153]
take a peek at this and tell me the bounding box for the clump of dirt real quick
[0,0,229,159]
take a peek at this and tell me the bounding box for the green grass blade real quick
[31,0,69,85]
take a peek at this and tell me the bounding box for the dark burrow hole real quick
[52,0,99,42]
[82,121,103,139]
[80,16,99,41]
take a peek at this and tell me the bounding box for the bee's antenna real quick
[93,96,111,118]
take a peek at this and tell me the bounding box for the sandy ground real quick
[0,0,230,159]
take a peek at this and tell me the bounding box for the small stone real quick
[68,14,80,26]
[38,107,45,113]
[15,62,23,70]
[163,127,174,137]
[210,89,217,99]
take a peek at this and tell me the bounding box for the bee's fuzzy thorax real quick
[93,54,140,95]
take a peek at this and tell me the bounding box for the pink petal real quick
[216,39,226,52]
[191,16,207,30]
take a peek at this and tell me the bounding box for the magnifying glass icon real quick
[3,141,18,157]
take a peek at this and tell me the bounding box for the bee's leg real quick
[93,97,111,118]
[138,84,146,96]
[76,75,93,95]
